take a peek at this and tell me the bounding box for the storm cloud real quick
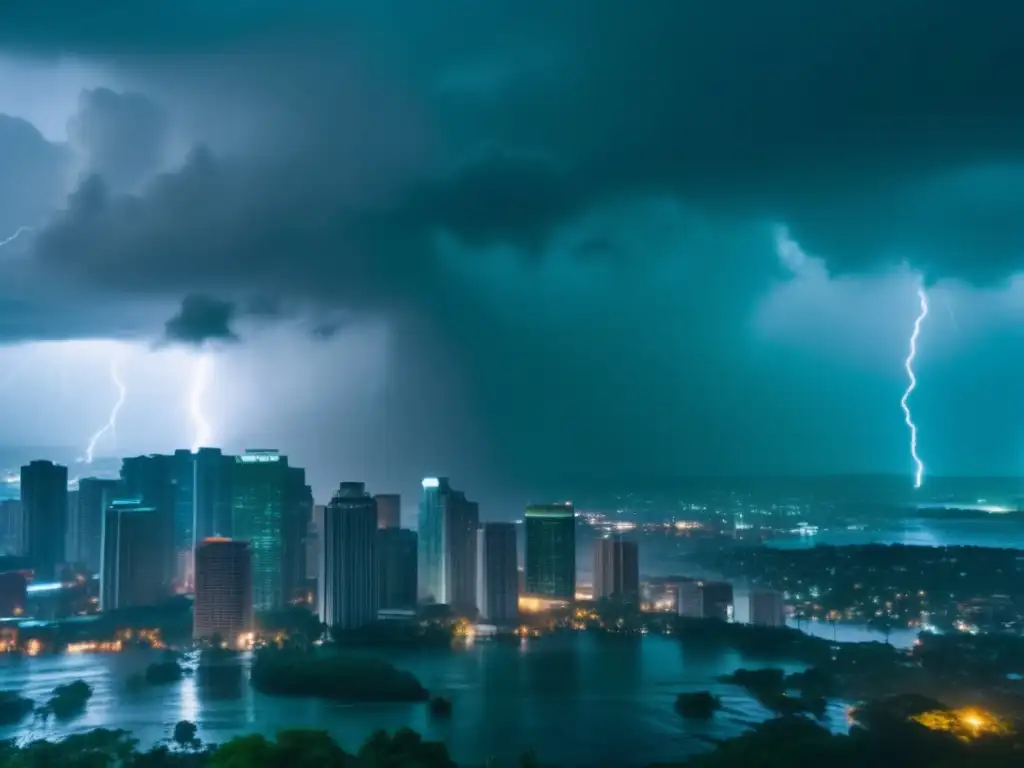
[3,1,1024,490]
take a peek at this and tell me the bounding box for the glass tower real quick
[525,503,576,600]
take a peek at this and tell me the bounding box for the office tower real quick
[677,580,733,620]
[193,538,252,646]
[65,489,78,567]
[418,477,448,603]
[417,477,479,610]
[733,587,785,627]
[374,494,401,529]
[307,504,324,582]
[593,536,640,603]
[121,455,177,592]
[20,460,69,580]
[476,522,518,624]
[378,528,417,611]
[284,466,312,605]
[73,479,122,573]
[100,499,164,610]
[524,503,576,600]
[171,448,234,591]
[231,450,308,611]
[319,482,378,630]
[0,500,23,556]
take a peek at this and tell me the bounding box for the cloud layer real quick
[4,1,1024,487]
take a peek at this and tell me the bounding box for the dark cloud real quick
[162,294,239,346]
[6,1,1024,481]
[67,87,167,193]
[0,114,68,237]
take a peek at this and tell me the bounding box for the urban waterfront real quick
[0,633,849,766]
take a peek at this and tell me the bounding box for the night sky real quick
[2,2,1024,502]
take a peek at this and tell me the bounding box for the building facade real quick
[378,527,417,611]
[677,580,733,620]
[0,500,23,556]
[230,450,309,611]
[20,460,69,580]
[476,522,518,624]
[193,538,252,646]
[319,482,378,631]
[121,454,177,592]
[733,587,785,627]
[416,477,479,611]
[100,499,165,610]
[524,503,576,600]
[593,537,640,603]
[74,478,123,573]
[374,494,401,529]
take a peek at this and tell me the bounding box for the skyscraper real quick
[319,482,378,631]
[476,522,518,624]
[374,494,401,529]
[171,448,234,591]
[121,454,177,592]
[0,500,23,556]
[524,503,576,600]
[193,538,252,646]
[446,496,479,613]
[593,536,640,603]
[74,478,123,573]
[417,477,479,610]
[101,499,164,610]
[231,450,308,611]
[378,528,417,611]
[20,460,68,580]
[418,477,446,603]
[733,587,785,627]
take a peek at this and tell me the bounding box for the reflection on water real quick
[0,634,849,767]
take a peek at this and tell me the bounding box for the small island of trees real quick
[250,647,429,702]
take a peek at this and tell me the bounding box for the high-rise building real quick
[231,450,308,611]
[319,482,378,631]
[73,478,123,573]
[20,460,68,580]
[733,587,785,627]
[100,499,165,610]
[0,570,27,617]
[0,500,23,556]
[374,494,401,529]
[476,522,518,624]
[417,477,479,610]
[677,580,733,621]
[593,536,640,603]
[193,538,252,646]
[524,503,576,600]
[171,448,234,591]
[378,528,417,611]
[307,504,324,582]
[121,455,177,592]
[284,466,312,605]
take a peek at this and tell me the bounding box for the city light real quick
[422,477,439,488]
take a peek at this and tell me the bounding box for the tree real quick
[172,720,199,752]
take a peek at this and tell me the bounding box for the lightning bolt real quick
[189,354,213,451]
[0,226,33,249]
[901,287,929,489]
[84,359,127,463]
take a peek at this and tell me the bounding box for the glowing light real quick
[189,355,213,451]
[900,287,929,489]
[0,225,32,249]
[422,477,439,488]
[84,358,127,463]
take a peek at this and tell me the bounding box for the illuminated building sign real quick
[238,454,281,463]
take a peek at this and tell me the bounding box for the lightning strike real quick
[190,355,213,452]
[901,287,929,489]
[84,359,127,463]
[0,226,33,249]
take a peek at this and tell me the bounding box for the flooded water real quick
[0,633,849,766]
